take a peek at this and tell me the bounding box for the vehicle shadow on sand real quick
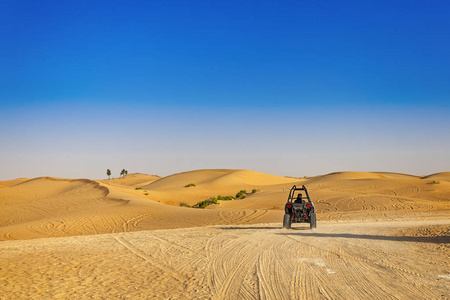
[278,232,450,244]
[219,226,311,231]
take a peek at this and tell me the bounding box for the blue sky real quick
[1,0,449,179]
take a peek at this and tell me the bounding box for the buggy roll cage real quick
[287,185,313,206]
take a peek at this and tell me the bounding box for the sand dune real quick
[0,173,281,241]
[141,169,301,206]
[317,171,390,179]
[219,170,450,217]
[422,172,450,182]
[143,169,299,190]
[375,172,421,179]
[100,173,161,187]
[0,169,448,242]
[0,178,30,188]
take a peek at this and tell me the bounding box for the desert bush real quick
[198,201,209,209]
[185,183,196,187]
[180,202,191,208]
[218,195,235,201]
[193,197,222,208]
[241,195,246,199]
[432,180,440,184]
[135,187,143,190]
[236,190,247,198]
[194,200,210,208]
[252,189,258,194]
[144,192,149,195]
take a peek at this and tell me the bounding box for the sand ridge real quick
[0,178,30,188]
[100,173,161,187]
[140,169,301,206]
[0,169,449,242]
[422,172,450,182]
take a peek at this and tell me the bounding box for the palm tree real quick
[106,169,111,180]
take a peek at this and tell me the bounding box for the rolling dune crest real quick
[0,170,448,242]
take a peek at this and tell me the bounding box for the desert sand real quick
[0,169,449,299]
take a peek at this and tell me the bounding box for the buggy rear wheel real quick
[310,212,316,229]
[283,213,292,229]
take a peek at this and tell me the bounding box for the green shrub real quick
[199,201,209,208]
[432,180,440,184]
[193,197,222,208]
[135,187,143,190]
[236,190,247,198]
[185,183,196,187]
[180,202,191,208]
[194,200,210,208]
[241,195,246,199]
[252,189,258,194]
[218,195,235,201]
[144,192,149,195]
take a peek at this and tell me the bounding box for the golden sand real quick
[0,169,448,299]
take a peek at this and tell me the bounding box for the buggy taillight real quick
[306,204,312,207]
[286,204,293,208]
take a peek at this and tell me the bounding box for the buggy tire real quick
[310,212,316,229]
[283,213,292,229]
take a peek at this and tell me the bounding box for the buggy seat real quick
[292,201,306,210]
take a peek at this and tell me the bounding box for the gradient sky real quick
[1,0,449,180]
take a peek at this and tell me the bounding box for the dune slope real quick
[0,174,278,241]
[0,170,449,241]
[142,169,301,206]
[0,178,30,188]
[100,173,161,187]
[422,172,450,182]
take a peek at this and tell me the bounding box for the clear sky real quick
[1,0,449,180]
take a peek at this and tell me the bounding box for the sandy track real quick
[1,219,448,299]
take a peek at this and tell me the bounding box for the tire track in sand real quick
[282,232,438,282]
[114,236,187,283]
[218,210,269,224]
[207,231,280,300]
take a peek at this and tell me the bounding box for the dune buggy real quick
[283,185,316,229]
